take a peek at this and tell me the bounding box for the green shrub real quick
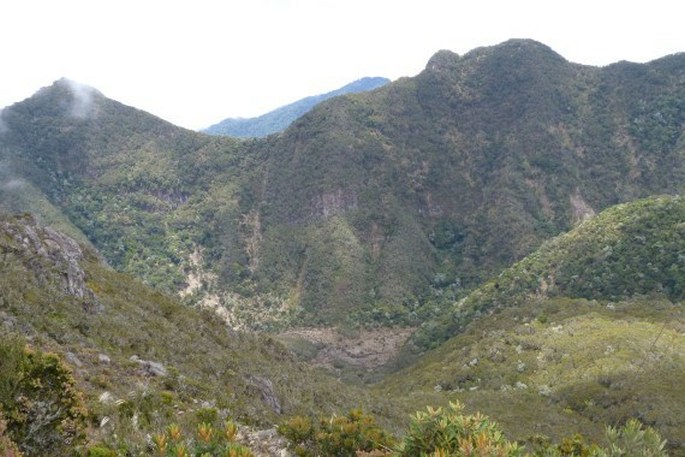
[279,408,395,457]
[396,401,523,457]
[602,419,667,457]
[0,336,87,456]
[0,413,23,457]
[528,420,667,457]
[86,444,118,457]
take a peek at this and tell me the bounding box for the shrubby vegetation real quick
[88,419,254,457]
[406,195,685,353]
[0,199,682,454]
[0,336,86,456]
[2,41,685,330]
[279,408,395,456]
[1,40,684,455]
[278,403,669,457]
[396,402,523,456]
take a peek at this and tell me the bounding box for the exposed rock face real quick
[310,189,358,219]
[129,355,168,377]
[0,214,99,310]
[248,376,281,414]
[569,191,596,225]
[237,426,293,457]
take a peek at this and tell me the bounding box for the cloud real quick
[2,178,25,191]
[63,79,97,119]
[0,162,24,191]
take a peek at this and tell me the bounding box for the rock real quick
[130,355,167,376]
[489,349,506,363]
[249,376,282,414]
[65,351,83,368]
[538,385,552,396]
[516,360,526,372]
[0,214,100,310]
[144,360,167,377]
[237,426,293,457]
[98,353,111,364]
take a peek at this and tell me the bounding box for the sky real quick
[1,0,683,130]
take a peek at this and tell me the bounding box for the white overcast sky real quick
[1,0,683,130]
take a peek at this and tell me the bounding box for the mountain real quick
[203,76,390,137]
[380,195,685,451]
[1,39,685,454]
[1,40,685,332]
[236,39,685,324]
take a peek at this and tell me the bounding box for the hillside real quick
[203,77,390,137]
[238,39,685,324]
[403,195,685,353]
[0,213,403,454]
[379,196,685,452]
[1,40,684,331]
[1,197,681,455]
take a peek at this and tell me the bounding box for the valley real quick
[0,39,684,455]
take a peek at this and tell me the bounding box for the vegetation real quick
[405,195,685,353]
[0,40,684,455]
[396,402,523,456]
[88,420,254,457]
[0,336,86,456]
[0,413,23,457]
[2,40,685,330]
[0,213,403,454]
[278,403,669,457]
[279,408,395,456]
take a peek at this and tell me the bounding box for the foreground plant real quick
[279,408,395,457]
[397,401,523,457]
[0,336,87,456]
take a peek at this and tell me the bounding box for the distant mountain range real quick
[203,76,390,137]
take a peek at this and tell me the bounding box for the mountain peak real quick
[13,77,106,121]
[425,49,460,72]
[464,38,568,65]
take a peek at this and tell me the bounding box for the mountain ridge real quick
[1,39,684,330]
[1,38,685,455]
[203,76,390,137]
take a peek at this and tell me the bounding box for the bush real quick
[150,421,252,457]
[396,401,523,457]
[602,419,667,457]
[279,408,395,457]
[0,413,23,457]
[528,419,667,457]
[0,336,87,456]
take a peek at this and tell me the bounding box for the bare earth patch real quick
[277,327,414,371]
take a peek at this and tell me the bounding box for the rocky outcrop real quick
[129,355,167,377]
[237,426,293,457]
[0,213,99,310]
[248,376,281,414]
